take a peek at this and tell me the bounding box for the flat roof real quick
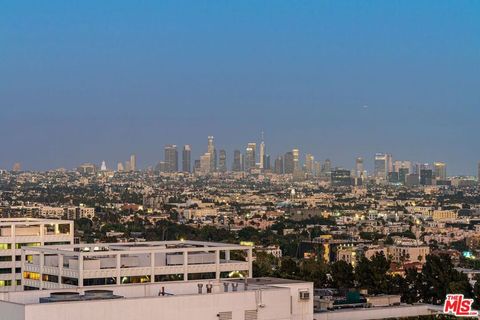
[23,240,251,255]
[231,277,311,286]
[0,278,297,305]
[0,218,73,225]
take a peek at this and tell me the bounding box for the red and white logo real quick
[443,294,478,317]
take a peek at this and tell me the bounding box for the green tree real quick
[329,260,354,289]
[355,253,391,294]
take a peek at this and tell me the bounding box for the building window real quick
[15,243,41,249]
[188,272,216,280]
[83,277,116,286]
[0,268,12,274]
[120,276,150,284]
[0,244,12,250]
[0,256,12,262]
[0,280,12,287]
[42,274,59,283]
[23,272,40,280]
[154,274,184,282]
[61,277,79,286]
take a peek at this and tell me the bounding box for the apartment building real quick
[22,241,253,290]
[364,242,430,264]
[0,277,314,320]
[0,218,74,292]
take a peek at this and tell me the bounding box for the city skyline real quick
[1,134,479,177]
[1,1,479,174]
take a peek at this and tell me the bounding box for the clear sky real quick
[1,1,479,174]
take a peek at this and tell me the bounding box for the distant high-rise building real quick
[164,145,178,172]
[355,157,364,178]
[420,169,433,186]
[292,149,300,173]
[182,145,191,173]
[125,161,131,172]
[12,162,21,172]
[200,152,211,174]
[284,152,294,174]
[245,143,256,171]
[218,149,227,172]
[193,159,201,173]
[274,156,284,174]
[207,136,216,172]
[259,132,265,169]
[78,163,96,174]
[331,168,352,186]
[398,167,409,184]
[314,161,321,177]
[321,159,332,178]
[374,153,391,179]
[394,160,412,173]
[130,154,136,171]
[305,154,314,175]
[100,161,107,171]
[433,162,447,180]
[117,162,124,172]
[182,144,192,172]
[264,154,271,171]
[232,150,242,172]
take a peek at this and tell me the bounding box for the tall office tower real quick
[433,162,447,180]
[200,153,211,174]
[245,143,256,171]
[207,136,216,172]
[100,161,107,171]
[274,156,284,174]
[264,154,271,170]
[420,168,433,185]
[398,167,409,184]
[232,150,242,172]
[193,159,201,173]
[314,161,321,177]
[125,161,131,172]
[374,153,388,179]
[164,145,178,173]
[355,157,364,178]
[130,154,136,171]
[259,132,265,169]
[394,160,412,173]
[218,149,227,172]
[284,152,294,174]
[386,154,393,173]
[117,162,124,172]
[292,149,300,172]
[323,159,332,172]
[305,154,314,175]
[182,145,191,173]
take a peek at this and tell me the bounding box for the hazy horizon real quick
[1,1,479,174]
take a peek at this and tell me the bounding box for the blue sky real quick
[0,1,479,174]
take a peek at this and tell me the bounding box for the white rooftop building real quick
[0,218,74,292]
[22,241,253,290]
[0,277,313,320]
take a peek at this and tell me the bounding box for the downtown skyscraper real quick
[182,145,191,173]
[164,145,178,172]
[218,149,227,173]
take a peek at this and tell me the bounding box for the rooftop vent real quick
[40,290,122,303]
